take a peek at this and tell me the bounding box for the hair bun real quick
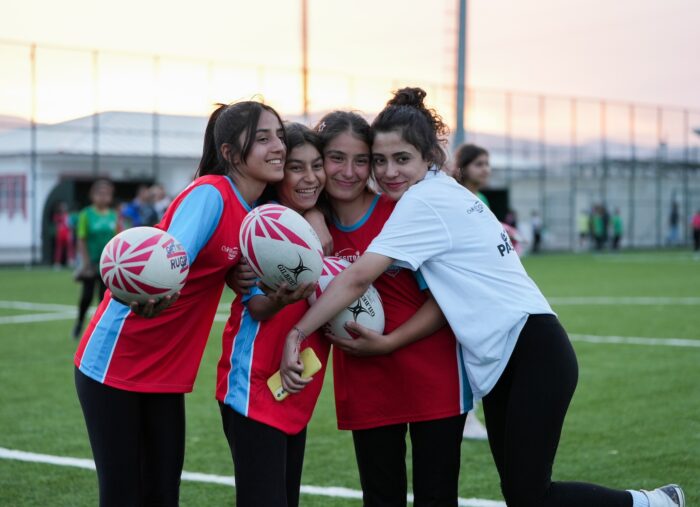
[387,87,427,108]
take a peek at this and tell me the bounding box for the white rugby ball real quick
[99,227,189,305]
[308,256,385,340]
[239,204,323,290]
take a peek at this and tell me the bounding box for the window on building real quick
[0,175,27,218]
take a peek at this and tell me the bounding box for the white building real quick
[0,112,207,263]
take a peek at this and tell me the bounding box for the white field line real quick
[593,254,698,263]
[549,296,700,305]
[0,300,95,325]
[0,301,75,311]
[1,300,698,351]
[569,334,700,348]
[0,447,505,506]
[2,296,698,315]
[0,312,76,324]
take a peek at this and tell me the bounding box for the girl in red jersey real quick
[281,89,685,507]
[313,111,470,506]
[74,101,287,507]
[216,123,330,507]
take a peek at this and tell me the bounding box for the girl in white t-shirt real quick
[280,88,685,507]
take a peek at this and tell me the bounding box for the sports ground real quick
[1,250,698,506]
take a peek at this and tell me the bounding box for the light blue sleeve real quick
[167,184,224,264]
[241,284,264,305]
[413,269,428,291]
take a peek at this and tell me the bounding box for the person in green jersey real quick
[72,179,118,339]
[592,205,606,251]
[611,207,623,250]
[454,143,491,206]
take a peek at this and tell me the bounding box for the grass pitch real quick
[0,250,698,506]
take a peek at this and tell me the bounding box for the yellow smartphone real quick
[267,347,323,402]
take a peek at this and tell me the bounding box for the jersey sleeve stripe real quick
[224,306,260,416]
[241,284,264,304]
[167,184,224,264]
[78,299,131,382]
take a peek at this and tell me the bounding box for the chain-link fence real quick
[1,40,699,262]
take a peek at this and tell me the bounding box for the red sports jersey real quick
[75,175,249,393]
[216,296,331,435]
[331,194,471,430]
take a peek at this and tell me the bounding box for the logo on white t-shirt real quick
[497,230,516,257]
[466,200,485,214]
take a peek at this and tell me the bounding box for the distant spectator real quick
[601,205,610,247]
[52,201,75,268]
[503,210,527,255]
[454,143,495,440]
[454,143,491,206]
[504,209,518,228]
[668,201,681,246]
[692,209,700,253]
[72,179,118,339]
[611,208,623,250]
[150,184,171,220]
[121,184,158,228]
[531,210,543,253]
[592,205,606,250]
[577,209,591,250]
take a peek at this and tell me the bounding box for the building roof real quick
[0,111,208,158]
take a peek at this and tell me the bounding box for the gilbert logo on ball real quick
[239,204,323,290]
[308,256,385,340]
[99,227,189,305]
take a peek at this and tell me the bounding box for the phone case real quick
[267,347,323,402]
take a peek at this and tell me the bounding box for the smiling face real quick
[372,130,430,200]
[276,142,325,213]
[235,109,286,184]
[322,131,371,203]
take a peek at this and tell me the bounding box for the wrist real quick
[292,326,308,345]
[384,331,401,353]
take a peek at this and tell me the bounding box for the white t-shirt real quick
[367,170,554,399]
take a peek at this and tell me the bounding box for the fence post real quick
[30,43,38,264]
[656,107,663,247]
[628,104,636,248]
[92,50,99,177]
[539,95,546,237]
[152,55,160,181]
[505,91,512,187]
[570,98,577,251]
[683,109,690,245]
[600,101,608,206]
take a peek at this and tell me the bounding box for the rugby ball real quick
[239,204,323,290]
[308,256,385,340]
[99,227,189,305]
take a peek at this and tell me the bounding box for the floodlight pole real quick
[301,0,309,122]
[454,0,468,147]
